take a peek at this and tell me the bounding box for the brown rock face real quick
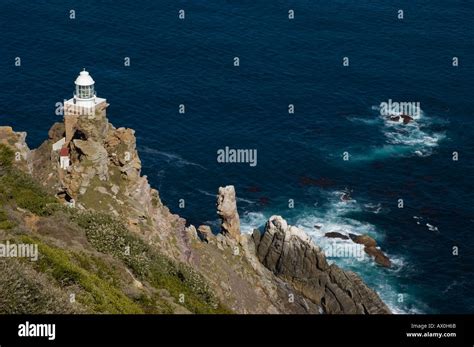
[349,233,391,268]
[197,225,214,243]
[255,216,390,314]
[216,185,241,240]
[73,139,109,181]
[365,246,391,267]
[349,234,377,248]
[105,127,141,181]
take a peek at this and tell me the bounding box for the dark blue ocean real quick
[1,0,473,313]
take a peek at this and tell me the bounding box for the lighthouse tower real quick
[64,69,108,118]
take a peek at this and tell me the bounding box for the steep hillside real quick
[0,110,390,314]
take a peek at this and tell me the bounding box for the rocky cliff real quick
[254,216,390,314]
[0,111,390,314]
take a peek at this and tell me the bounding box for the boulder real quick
[73,139,109,181]
[349,234,377,247]
[47,122,66,142]
[365,246,392,267]
[349,233,391,268]
[185,225,198,240]
[197,225,214,243]
[216,185,241,240]
[401,114,414,124]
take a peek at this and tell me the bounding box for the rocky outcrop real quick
[197,225,213,243]
[0,126,32,173]
[2,110,392,315]
[105,127,141,181]
[216,185,241,240]
[73,139,109,181]
[349,233,392,268]
[254,216,390,314]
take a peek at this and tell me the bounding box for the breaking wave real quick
[350,107,447,161]
[240,189,426,314]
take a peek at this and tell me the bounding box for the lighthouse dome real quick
[75,70,95,86]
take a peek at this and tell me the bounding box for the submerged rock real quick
[401,114,414,124]
[386,114,414,124]
[325,231,349,240]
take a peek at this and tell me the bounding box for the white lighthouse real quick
[64,69,107,118]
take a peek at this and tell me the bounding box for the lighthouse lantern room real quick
[64,69,108,118]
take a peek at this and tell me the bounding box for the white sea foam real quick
[293,191,423,313]
[359,106,447,159]
[239,189,424,313]
[379,106,446,157]
[240,211,268,234]
[197,189,215,197]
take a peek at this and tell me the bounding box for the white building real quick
[59,147,70,170]
[64,69,107,118]
[52,137,66,151]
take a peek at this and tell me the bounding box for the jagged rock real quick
[252,229,261,247]
[349,234,377,247]
[325,232,349,240]
[365,246,392,267]
[48,122,65,142]
[185,225,198,240]
[349,233,391,268]
[105,127,141,181]
[217,185,241,240]
[215,233,228,247]
[256,216,390,314]
[73,139,108,180]
[197,225,214,243]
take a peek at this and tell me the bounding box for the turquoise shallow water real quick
[1,0,473,313]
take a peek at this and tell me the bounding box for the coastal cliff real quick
[0,112,390,314]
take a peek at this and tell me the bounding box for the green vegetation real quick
[20,235,144,314]
[0,143,14,169]
[0,144,58,216]
[72,212,230,314]
[0,209,15,230]
[0,143,231,314]
[0,173,58,216]
[0,257,77,314]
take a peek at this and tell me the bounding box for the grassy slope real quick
[0,144,230,314]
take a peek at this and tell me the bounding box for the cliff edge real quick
[0,111,390,314]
